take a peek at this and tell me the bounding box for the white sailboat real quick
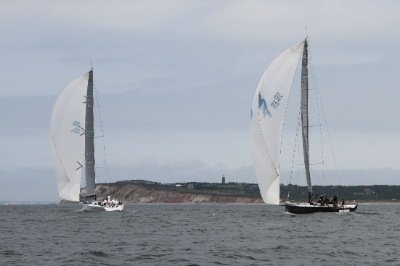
[50,69,123,211]
[250,39,357,214]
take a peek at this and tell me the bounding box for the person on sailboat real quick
[111,198,116,206]
[107,195,111,202]
[317,195,323,205]
[333,196,338,204]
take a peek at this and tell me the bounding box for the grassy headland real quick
[93,180,400,203]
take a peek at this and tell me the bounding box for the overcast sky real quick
[1,1,399,201]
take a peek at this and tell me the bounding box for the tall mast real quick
[301,39,312,202]
[85,69,96,198]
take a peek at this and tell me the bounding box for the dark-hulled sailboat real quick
[250,39,357,214]
[50,69,123,211]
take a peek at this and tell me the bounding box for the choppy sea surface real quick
[0,203,399,265]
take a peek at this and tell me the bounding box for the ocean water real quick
[0,203,399,266]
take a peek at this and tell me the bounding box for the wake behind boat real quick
[250,38,357,214]
[51,69,123,212]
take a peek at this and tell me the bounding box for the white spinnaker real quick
[251,42,304,204]
[51,73,89,202]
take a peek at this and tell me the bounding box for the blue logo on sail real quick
[271,92,283,109]
[258,92,271,117]
[71,121,82,134]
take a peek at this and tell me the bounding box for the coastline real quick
[3,181,400,204]
[91,180,400,204]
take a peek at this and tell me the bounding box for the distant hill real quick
[92,180,400,203]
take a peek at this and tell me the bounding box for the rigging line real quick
[305,46,326,185]
[279,76,298,158]
[93,83,111,183]
[310,168,322,186]
[308,48,341,185]
[307,51,326,185]
[279,59,302,177]
[289,110,302,185]
[256,110,278,175]
[310,162,324,165]
[295,144,302,185]
[308,53,326,184]
[306,124,322,128]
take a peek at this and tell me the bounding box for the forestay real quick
[250,42,304,204]
[50,73,89,202]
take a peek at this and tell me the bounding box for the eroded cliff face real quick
[94,183,263,203]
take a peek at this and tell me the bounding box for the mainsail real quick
[250,42,304,204]
[51,71,94,202]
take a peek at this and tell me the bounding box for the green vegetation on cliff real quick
[94,180,400,203]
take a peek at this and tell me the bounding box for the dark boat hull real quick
[284,202,358,214]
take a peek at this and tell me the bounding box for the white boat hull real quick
[82,201,124,212]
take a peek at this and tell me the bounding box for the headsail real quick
[50,72,89,202]
[250,42,304,204]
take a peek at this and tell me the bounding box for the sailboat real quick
[50,69,124,211]
[250,39,357,214]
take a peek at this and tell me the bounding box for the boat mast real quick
[301,39,312,202]
[85,69,96,198]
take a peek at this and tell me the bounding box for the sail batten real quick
[250,42,304,205]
